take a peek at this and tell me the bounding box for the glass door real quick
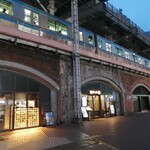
[88,95,100,118]
[14,93,39,129]
[0,93,13,130]
[14,93,27,129]
[27,93,39,127]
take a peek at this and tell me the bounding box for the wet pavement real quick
[1,112,150,150]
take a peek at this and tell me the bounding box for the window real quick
[98,39,103,48]
[33,12,39,25]
[132,54,138,62]
[27,93,39,108]
[138,58,142,64]
[88,35,94,45]
[116,47,123,56]
[56,22,67,35]
[48,18,68,35]
[24,9,39,26]
[125,52,130,59]
[24,9,31,23]
[48,19,55,31]
[144,60,149,67]
[0,0,13,15]
[106,43,112,52]
[79,31,83,41]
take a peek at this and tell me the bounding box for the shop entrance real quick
[0,70,54,131]
[87,95,101,118]
[81,81,120,119]
[14,93,39,129]
[0,92,39,130]
[83,95,116,119]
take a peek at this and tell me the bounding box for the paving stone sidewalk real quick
[0,126,117,150]
[47,135,118,150]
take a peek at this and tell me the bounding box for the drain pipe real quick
[36,0,48,13]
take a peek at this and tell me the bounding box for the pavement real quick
[1,112,150,150]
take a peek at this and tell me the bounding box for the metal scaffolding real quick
[71,0,82,119]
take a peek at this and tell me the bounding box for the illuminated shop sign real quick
[89,90,101,95]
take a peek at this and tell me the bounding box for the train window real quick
[88,36,94,45]
[115,47,123,56]
[24,9,39,26]
[56,22,67,35]
[48,19,55,31]
[0,0,13,15]
[24,9,31,23]
[144,60,149,67]
[106,43,112,52]
[33,12,39,26]
[132,54,138,62]
[48,19,68,35]
[98,39,103,48]
[125,52,130,59]
[138,58,142,64]
[79,31,83,41]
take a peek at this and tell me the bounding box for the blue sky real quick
[108,0,150,32]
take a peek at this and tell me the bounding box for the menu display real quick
[14,108,27,129]
[28,108,39,127]
[14,108,39,129]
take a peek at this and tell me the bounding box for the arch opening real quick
[132,85,150,113]
[0,70,58,131]
[81,79,122,119]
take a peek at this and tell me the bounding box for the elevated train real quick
[0,0,150,68]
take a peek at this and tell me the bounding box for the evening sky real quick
[108,0,150,32]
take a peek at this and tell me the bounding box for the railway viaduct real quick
[0,24,149,124]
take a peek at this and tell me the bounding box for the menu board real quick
[14,108,39,129]
[81,107,88,118]
[14,108,27,129]
[28,108,39,127]
[45,112,55,126]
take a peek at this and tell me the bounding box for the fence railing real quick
[105,2,150,43]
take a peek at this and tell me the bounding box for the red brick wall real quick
[0,46,60,84]
[121,72,150,114]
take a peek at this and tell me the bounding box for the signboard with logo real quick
[89,90,101,95]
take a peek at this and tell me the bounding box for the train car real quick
[0,0,96,46]
[79,27,95,48]
[96,35,150,68]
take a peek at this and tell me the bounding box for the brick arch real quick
[0,60,59,91]
[81,75,122,93]
[121,73,150,96]
[81,75,124,115]
[131,83,150,94]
